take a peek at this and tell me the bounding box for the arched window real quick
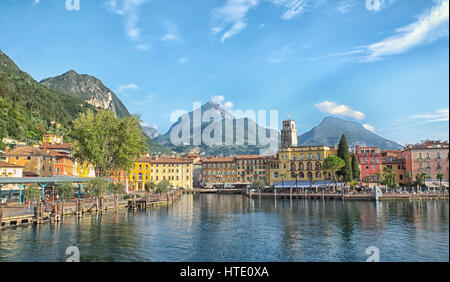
[316,171,321,178]
[307,172,313,179]
[138,173,143,180]
[299,163,304,171]
[307,162,312,171]
[315,162,321,170]
[291,163,296,170]
[299,172,304,178]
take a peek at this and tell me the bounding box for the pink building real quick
[401,140,449,181]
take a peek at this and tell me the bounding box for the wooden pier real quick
[1,190,183,231]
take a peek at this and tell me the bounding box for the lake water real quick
[0,194,448,262]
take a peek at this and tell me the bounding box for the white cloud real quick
[135,44,149,51]
[211,0,320,42]
[117,83,139,93]
[223,101,234,109]
[337,0,355,14]
[363,124,382,132]
[33,0,40,5]
[211,96,225,104]
[365,0,395,12]
[212,0,259,42]
[105,0,147,42]
[315,101,365,120]
[271,0,307,20]
[178,57,190,64]
[161,21,183,43]
[411,108,449,122]
[364,0,449,61]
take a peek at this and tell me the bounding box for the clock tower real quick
[281,117,298,148]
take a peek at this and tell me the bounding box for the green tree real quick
[155,180,173,194]
[364,175,371,184]
[252,179,265,197]
[71,109,146,177]
[405,171,413,188]
[109,182,125,196]
[374,172,382,185]
[252,179,265,190]
[414,172,427,192]
[85,178,108,198]
[145,182,157,193]
[24,184,41,202]
[57,183,75,201]
[382,167,397,189]
[323,155,345,192]
[337,134,353,182]
[351,153,361,181]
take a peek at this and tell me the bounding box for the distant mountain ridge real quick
[154,102,280,156]
[299,116,403,150]
[40,70,130,118]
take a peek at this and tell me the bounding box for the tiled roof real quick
[5,146,53,157]
[137,156,194,164]
[201,157,235,163]
[0,160,23,168]
[40,143,72,150]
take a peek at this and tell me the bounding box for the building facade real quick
[267,146,337,185]
[381,151,407,186]
[201,157,237,187]
[401,140,449,181]
[235,155,269,184]
[129,156,194,191]
[356,145,382,182]
[5,146,54,177]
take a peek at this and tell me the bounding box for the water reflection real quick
[0,194,448,262]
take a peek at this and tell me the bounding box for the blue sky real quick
[0,0,448,145]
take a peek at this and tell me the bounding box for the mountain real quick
[154,102,280,156]
[142,124,159,139]
[0,50,171,154]
[40,70,130,117]
[1,50,95,143]
[299,116,403,150]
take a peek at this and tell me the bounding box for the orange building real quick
[5,146,54,177]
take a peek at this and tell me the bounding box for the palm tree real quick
[414,173,427,193]
[437,173,444,193]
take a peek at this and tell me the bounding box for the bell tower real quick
[281,116,298,148]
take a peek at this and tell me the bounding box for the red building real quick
[356,145,382,182]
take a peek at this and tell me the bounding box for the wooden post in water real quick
[290,186,293,199]
[0,205,3,223]
[132,194,136,211]
[114,196,119,211]
[99,197,104,215]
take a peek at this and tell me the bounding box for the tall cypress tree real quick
[337,134,353,182]
[351,153,361,180]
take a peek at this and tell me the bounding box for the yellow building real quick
[42,134,63,144]
[129,156,194,191]
[129,159,152,191]
[267,146,337,185]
